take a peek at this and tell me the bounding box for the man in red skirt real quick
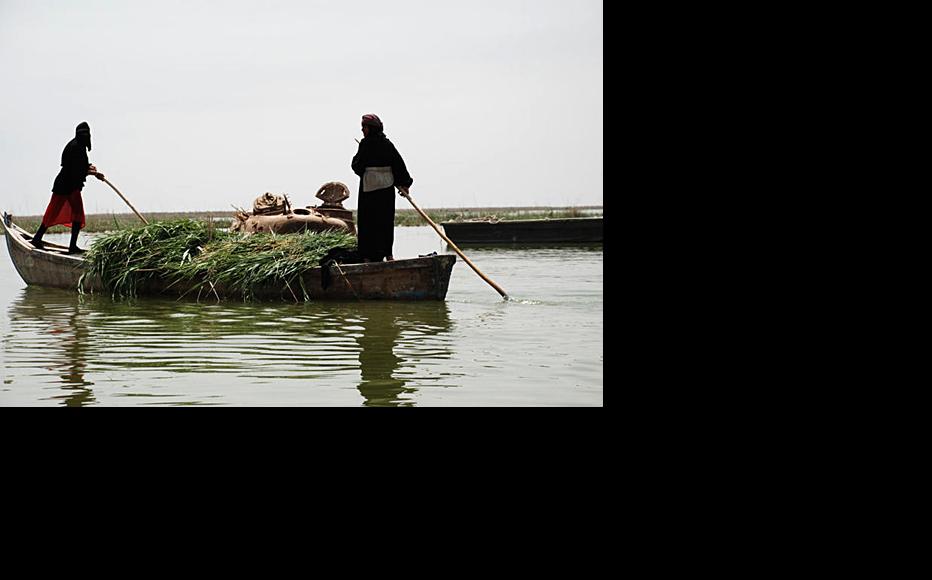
[31,121,105,253]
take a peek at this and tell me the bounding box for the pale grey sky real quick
[0,0,602,215]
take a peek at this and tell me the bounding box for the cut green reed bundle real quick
[81,220,215,299]
[80,219,357,301]
[174,229,357,301]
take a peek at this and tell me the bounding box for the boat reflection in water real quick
[4,286,455,406]
[5,288,97,406]
[354,302,454,407]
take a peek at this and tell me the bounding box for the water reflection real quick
[55,299,95,406]
[4,288,96,405]
[14,290,97,406]
[354,302,453,407]
[4,286,454,406]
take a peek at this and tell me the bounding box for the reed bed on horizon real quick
[393,206,602,226]
[4,206,602,234]
[79,219,357,301]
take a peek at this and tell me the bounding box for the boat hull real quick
[3,212,454,301]
[3,219,97,291]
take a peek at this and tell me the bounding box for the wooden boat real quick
[3,212,456,301]
[440,216,603,244]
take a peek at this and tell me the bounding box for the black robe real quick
[351,133,413,261]
[51,137,90,195]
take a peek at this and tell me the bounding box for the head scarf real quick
[361,114,383,131]
[76,121,92,151]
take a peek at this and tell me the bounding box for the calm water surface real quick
[1,227,602,406]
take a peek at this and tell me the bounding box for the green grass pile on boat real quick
[80,219,358,301]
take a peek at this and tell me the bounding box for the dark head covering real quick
[361,114,383,131]
[76,121,91,151]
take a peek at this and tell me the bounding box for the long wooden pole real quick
[399,189,509,301]
[100,176,148,225]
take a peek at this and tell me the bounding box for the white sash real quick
[363,166,394,192]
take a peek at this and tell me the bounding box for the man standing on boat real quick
[31,121,105,254]
[351,114,413,262]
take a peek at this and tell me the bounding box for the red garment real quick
[41,189,85,228]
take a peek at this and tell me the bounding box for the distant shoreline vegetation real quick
[3,206,603,234]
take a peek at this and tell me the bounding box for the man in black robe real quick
[351,114,413,262]
[31,122,105,253]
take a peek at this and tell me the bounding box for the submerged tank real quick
[230,182,356,235]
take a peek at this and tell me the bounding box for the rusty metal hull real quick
[232,212,356,235]
[3,213,454,301]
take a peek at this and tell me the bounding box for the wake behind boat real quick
[3,212,456,301]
